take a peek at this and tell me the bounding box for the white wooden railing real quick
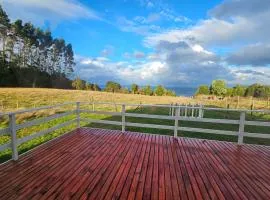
[0,102,270,161]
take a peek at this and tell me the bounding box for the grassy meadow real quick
[0,88,270,163]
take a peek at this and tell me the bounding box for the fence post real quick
[9,113,18,160]
[238,111,245,145]
[114,102,118,112]
[92,102,95,111]
[199,104,202,118]
[174,106,180,137]
[122,104,126,133]
[76,102,80,129]
[202,104,204,117]
[191,104,194,118]
[185,104,188,118]
[236,96,240,109]
[169,103,172,116]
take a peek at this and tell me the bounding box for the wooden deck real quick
[0,128,270,200]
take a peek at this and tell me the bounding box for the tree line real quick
[196,80,270,98]
[0,5,75,88]
[72,78,176,96]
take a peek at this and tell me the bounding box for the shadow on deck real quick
[0,128,270,199]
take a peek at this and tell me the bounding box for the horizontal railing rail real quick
[0,127,10,136]
[17,119,76,145]
[78,102,270,144]
[0,103,77,161]
[0,101,269,161]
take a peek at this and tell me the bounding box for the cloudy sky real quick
[2,0,270,86]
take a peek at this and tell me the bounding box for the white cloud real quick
[209,0,270,19]
[191,44,213,55]
[227,43,270,66]
[100,45,114,57]
[146,13,160,23]
[74,39,233,86]
[117,16,161,35]
[123,52,132,59]
[133,51,145,59]
[75,54,171,85]
[159,9,191,23]
[139,0,270,86]
[145,17,262,47]
[147,2,154,8]
[134,13,160,24]
[117,0,190,36]
[1,0,100,26]
[229,67,270,85]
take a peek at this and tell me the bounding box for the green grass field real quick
[0,88,269,163]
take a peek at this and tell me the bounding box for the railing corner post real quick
[238,111,245,145]
[122,104,126,133]
[76,102,80,129]
[9,113,18,161]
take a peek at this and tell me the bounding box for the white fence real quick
[169,103,204,118]
[0,102,270,161]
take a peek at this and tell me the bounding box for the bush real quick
[154,85,166,96]
[72,78,85,90]
[210,80,227,96]
[195,85,210,95]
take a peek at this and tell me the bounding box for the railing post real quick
[76,102,80,129]
[238,111,245,145]
[169,103,172,116]
[174,106,180,137]
[122,104,126,133]
[201,105,205,118]
[199,104,203,118]
[185,104,188,118]
[191,104,194,118]
[92,102,95,111]
[9,113,18,160]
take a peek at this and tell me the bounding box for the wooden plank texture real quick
[0,128,269,200]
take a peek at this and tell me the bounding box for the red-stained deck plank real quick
[0,128,270,200]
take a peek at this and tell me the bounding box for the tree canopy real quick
[155,85,166,96]
[210,80,227,96]
[131,83,139,94]
[105,81,121,93]
[232,84,246,96]
[72,78,85,90]
[195,85,210,95]
[141,85,153,96]
[72,78,101,91]
[196,80,270,98]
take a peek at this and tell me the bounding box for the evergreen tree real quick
[0,6,75,88]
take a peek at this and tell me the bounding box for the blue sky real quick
[2,0,270,86]
[51,0,221,59]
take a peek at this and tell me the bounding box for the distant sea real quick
[167,87,197,97]
[100,85,197,97]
